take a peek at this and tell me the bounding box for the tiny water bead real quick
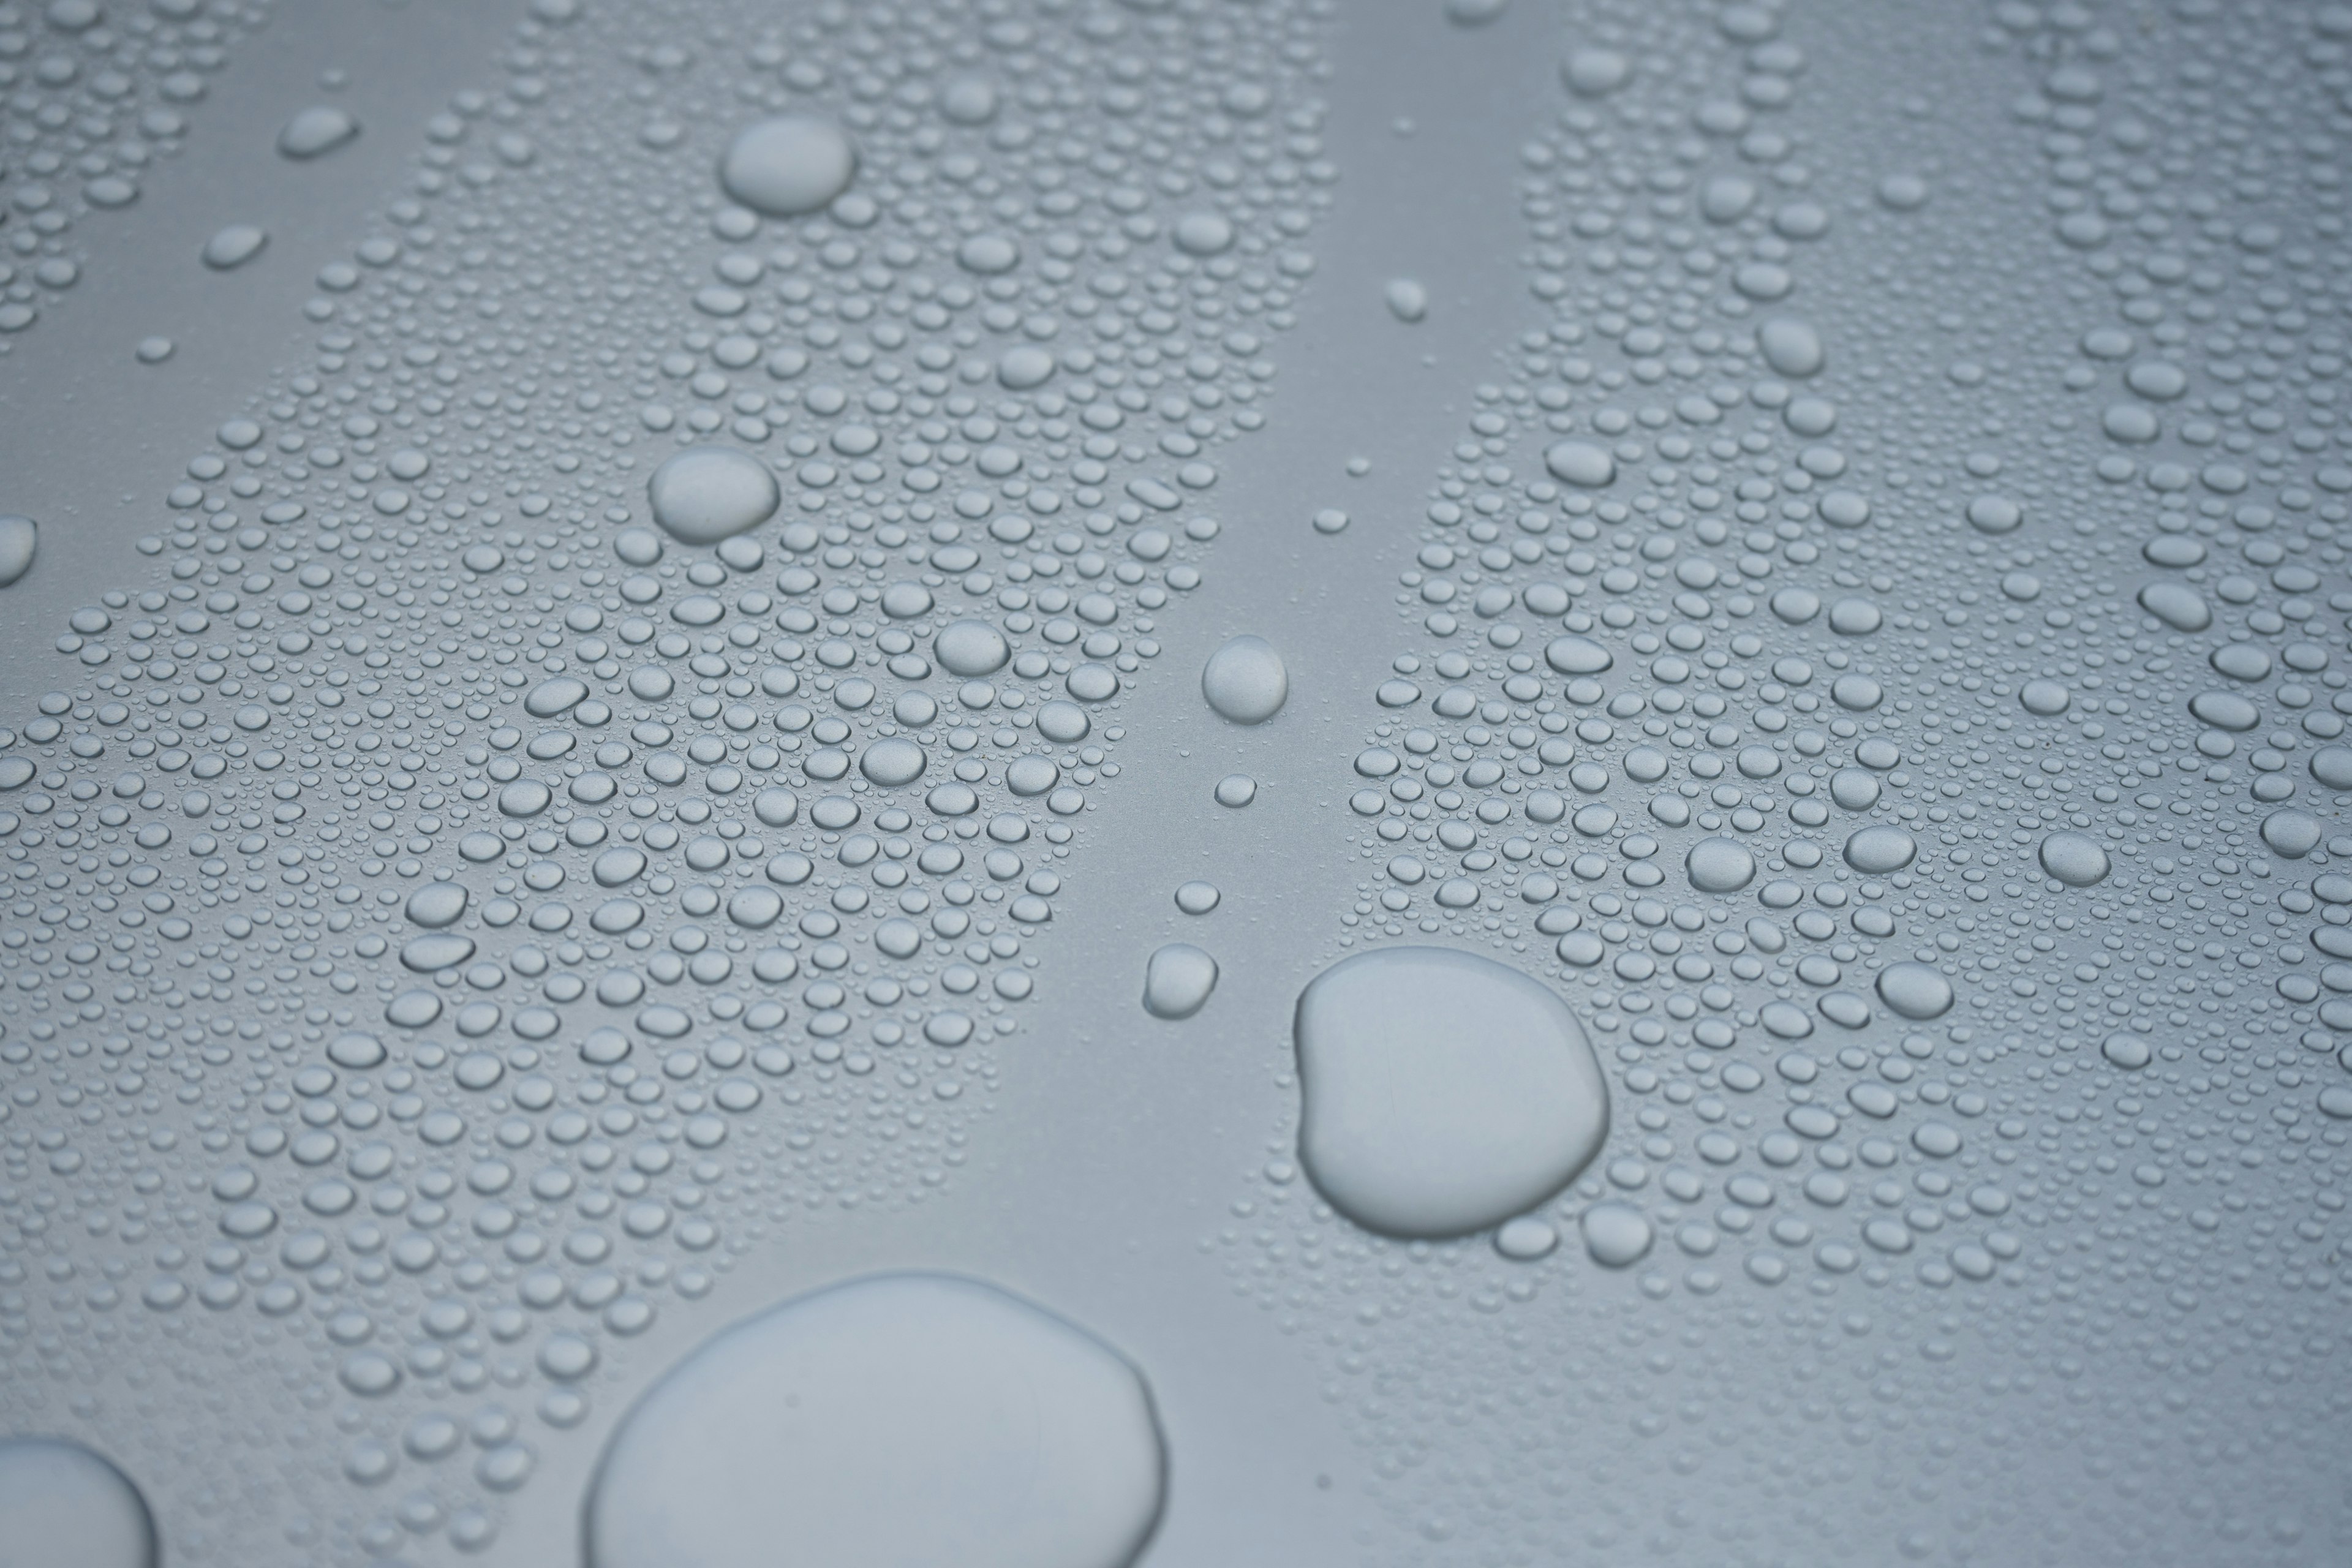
[1200,635,1289,725]
[586,1274,1164,1568]
[0,1437,157,1568]
[717,115,858,216]
[1142,943,1219,1020]
[1294,948,1608,1238]
[645,447,781,545]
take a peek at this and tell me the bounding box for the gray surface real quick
[2,1,2349,1566]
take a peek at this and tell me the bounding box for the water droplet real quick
[1213,773,1257,808]
[1580,1202,1654,1268]
[718,115,857,217]
[1142,943,1218,1019]
[0,515,36,587]
[2037,831,2110,887]
[935,619,1012,677]
[586,1274,1164,1568]
[1174,881,1221,915]
[2101,1032,2153,1071]
[1684,837,1755,893]
[1493,1215,1559,1261]
[859,737,927,788]
[1755,317,1823,378]
[2261,808,2323,860]
[1295,948,1608,1238]
[200,223,268,270]
[1842,825,1917,874]
[277,105,360,160]
[1875,962,1954,1020]
[1561,47,1630,96]
[1542,440,1616,488]
[2137,581,2212,631]
[647,447,780,546]
[0,1438,156,1568]
[1201,635,1288,724]
[1385,277,1428,322]
[405,881,468,929]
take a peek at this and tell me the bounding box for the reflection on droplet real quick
[1294,947,1608,1238]
[0,1437,157,1568]
[1142,943,1218,1019]
[585,1273,1164,1568]
[1201,635,1288,724]
[718,115,858,216]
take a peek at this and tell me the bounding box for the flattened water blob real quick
[584,1273,1165,1568]
[718,115,857,216]
[1142,943,1218,1019]
[1294,947,1608,1238]
[0,1436,157,1568]
[646,447,779,546]
[0,514,36,587]
[1200,635,1288,723]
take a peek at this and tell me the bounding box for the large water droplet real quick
[1580,1201,1653,1268]
[719,115,857,216]
[1684,837,1755,893]
[0,1438,156,1568]
[1842,825,1917,874]
[585,1273,1164,1568]
[0,514,36,587]
[1200,635,1288,724]
[1142,943,1218,1019]
[647,447,780,546]
[1294,948,1609,1238]
[1875,962,1954,1020]
[2037,831,2109,887]
[935,619,1011,677]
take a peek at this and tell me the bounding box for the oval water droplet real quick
[718,115,857,216]
[1142,943,1218,1020]
[647,447,780,546]
[2037,831,2109,887]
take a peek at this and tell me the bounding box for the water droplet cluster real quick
[0,0,1333,1556]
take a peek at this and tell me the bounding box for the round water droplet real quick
[1174,881,1220,915]
[585,1274,1164,1568]
[0,515,36,587]
[2101,1032,2153,1071]
[859,738,927,788]
[1842,825,1917,875]
[935,619,1011,677]
[277,104,360,160]
[1200,635,1287,724]
[1684,837,1755,893]
[647,447,780,546]
[1543,634,1612,674]
[1295,948,1608,1238]
[2037,831,2109,887]
[2312,747,2352,791]
[1142,943,1218,1020]
[1875,962,1954,1020]
[718,115,857,216]
[1580,1202,1653,1268]
[1213,774,1257,809]
[1493,1215,1559,1261]
[2261,808,2323,860]
[0,1438,156,1568]
[1384,277,1428,322]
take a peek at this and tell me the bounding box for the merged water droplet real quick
[585,1274,1164,1568]
[0,1438,156,1568]
[1294,948,1609,1238]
